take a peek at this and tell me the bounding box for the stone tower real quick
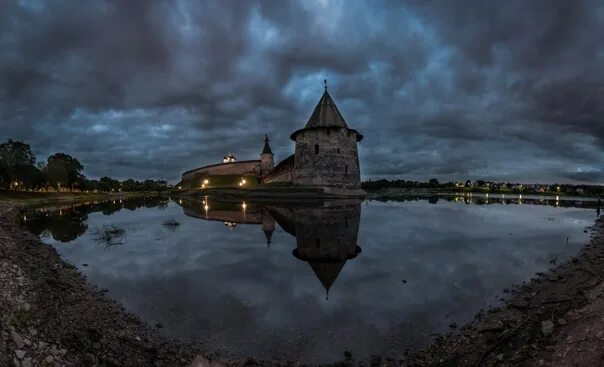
[260,134,274,175]
[290,83,363,189]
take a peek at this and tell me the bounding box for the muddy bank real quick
[0,203,200,367]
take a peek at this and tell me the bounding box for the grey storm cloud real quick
[0,0,602,183]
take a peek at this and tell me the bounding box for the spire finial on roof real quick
[262,134,273,154]
[324,79,327,92]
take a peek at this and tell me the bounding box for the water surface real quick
[19,196,597,364]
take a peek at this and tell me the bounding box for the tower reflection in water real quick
[178,198,362,298]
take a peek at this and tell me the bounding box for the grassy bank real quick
[0,190,167,207]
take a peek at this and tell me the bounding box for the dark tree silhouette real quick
[46,153,85,190]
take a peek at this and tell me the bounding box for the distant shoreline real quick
[366,187,602,201]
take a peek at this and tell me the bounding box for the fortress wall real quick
[293,128,361,189]
[183,160,261,180]
[263,155,294,184]
[263,168,292,183]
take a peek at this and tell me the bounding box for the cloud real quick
[0,0,602,183]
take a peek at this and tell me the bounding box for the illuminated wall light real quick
[242,202,247,210]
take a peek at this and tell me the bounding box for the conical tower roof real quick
[261,134,273,154]
[290,82,363,141]
[308,261,346,292]
[263,229,273,247]
[304,90,348,129]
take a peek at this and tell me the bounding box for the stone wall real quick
[182,160,261,181]
[263,155,294,184]
[293,127,361,189]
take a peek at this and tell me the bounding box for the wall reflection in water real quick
[179,198,363,297]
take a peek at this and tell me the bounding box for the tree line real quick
[361,178,604,197]
[0,139,168,192]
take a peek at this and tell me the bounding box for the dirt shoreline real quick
[0,202,202,367]
[1,200,603,366]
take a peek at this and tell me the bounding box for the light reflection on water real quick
[19,196,597,364]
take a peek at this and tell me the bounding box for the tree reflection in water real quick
[18,197,169,243]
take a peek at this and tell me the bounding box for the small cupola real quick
[223,153,236,163]
[262,134,273,155]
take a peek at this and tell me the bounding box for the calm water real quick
[19,196,598,364]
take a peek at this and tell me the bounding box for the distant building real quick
[182,83,363,191]
[223,153,237,163]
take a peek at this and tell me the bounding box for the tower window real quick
[315,144,319,155]
[337,148,340,153]
[345,165,348,175]
[316,239,320,248]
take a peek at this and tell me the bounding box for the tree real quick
[99,177,121,192]
[0,159,7,188]
[121,179,137,192]
[46,153,85,190]
[428,178,440,187]
[0,139,38,189]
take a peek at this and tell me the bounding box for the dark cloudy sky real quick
[1,0,603,184]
